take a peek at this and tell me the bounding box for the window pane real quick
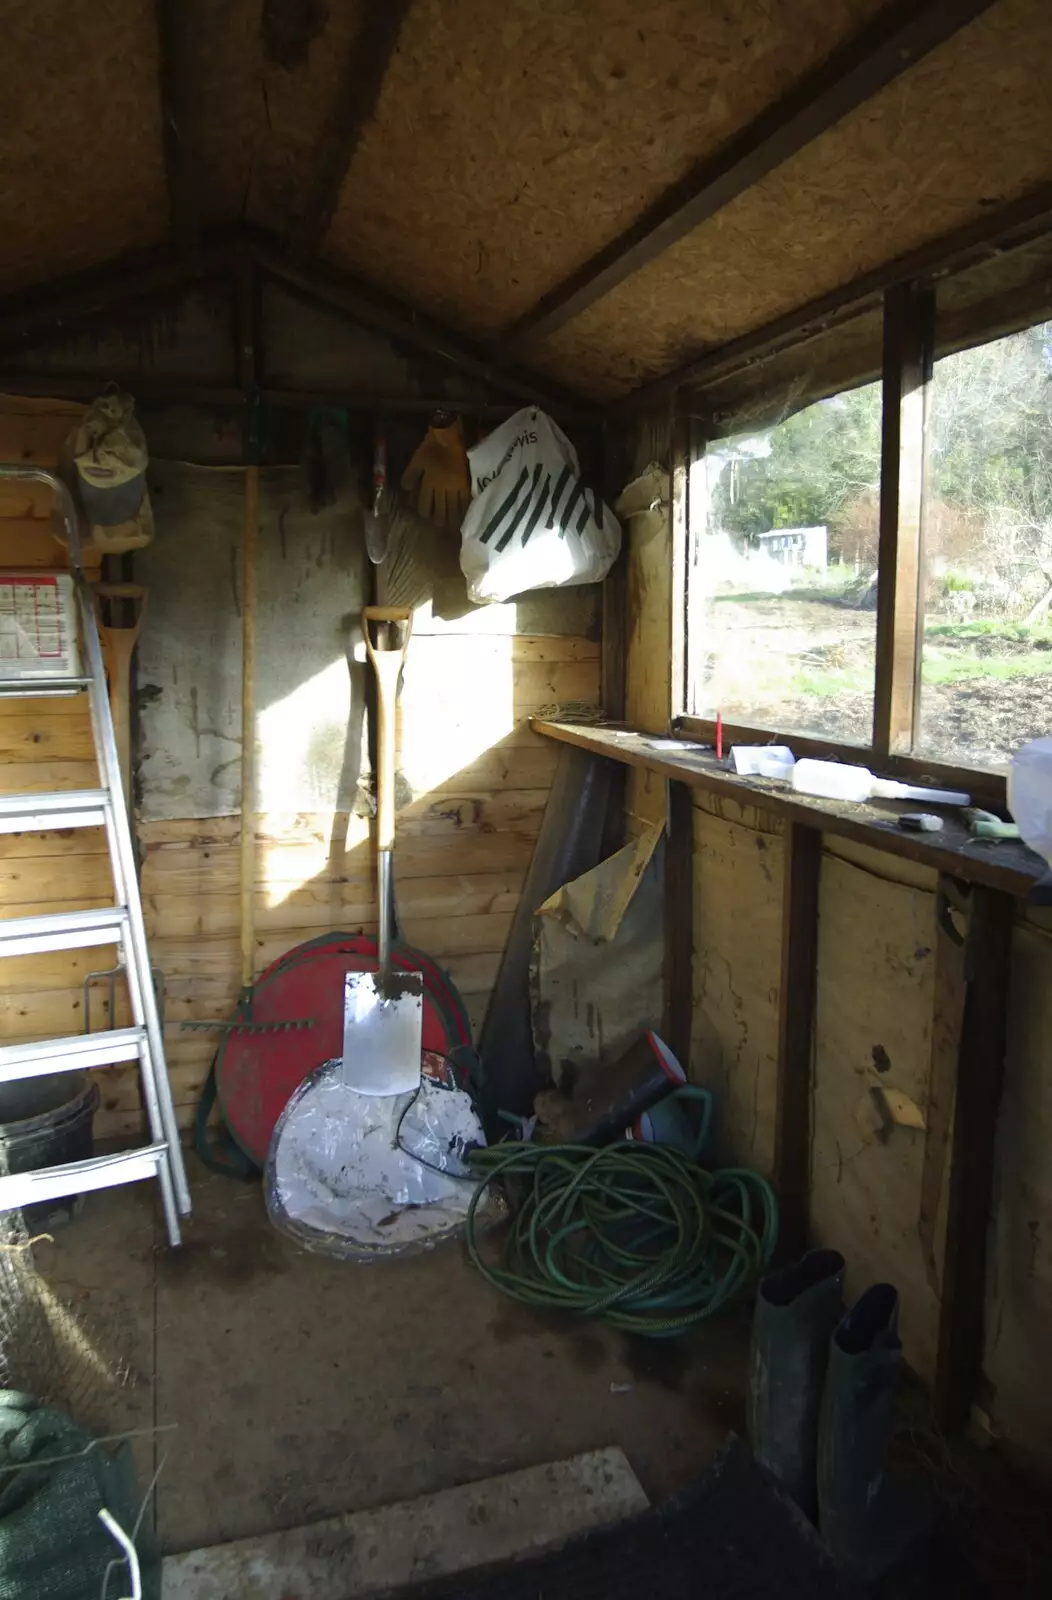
[918,320,1052,773]
[686,382,881,744]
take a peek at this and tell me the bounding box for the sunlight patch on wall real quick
[257,626,517,912]
[397,624,517,796]
[257,655,357,816]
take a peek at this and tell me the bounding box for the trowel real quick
[363,426,391,564]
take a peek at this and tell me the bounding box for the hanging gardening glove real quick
[401,414,470,532]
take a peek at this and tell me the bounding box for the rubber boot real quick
[817,1282,924,1579]
[747,1247,845,1519]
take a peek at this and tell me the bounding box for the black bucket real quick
[0,1073,100,1230]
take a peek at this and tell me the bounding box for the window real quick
[686,381,882,745]
[918,320,1052,773]
[680,299,1052,791]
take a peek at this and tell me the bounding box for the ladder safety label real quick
[0,574,78,678]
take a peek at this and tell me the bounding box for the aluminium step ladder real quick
[0,465,190,1245]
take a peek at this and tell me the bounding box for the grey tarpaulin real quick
[478,746,616,1117]
[0,1391,159,1600]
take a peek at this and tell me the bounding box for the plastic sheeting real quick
[265,1056,496,1260]
[531,825,665,1087]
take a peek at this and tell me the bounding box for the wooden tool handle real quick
[96,582,148,643]
[363,606,412,852]
[95,583,149,813]
[240,465,259,991]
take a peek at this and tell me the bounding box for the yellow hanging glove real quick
[401,415,470,532]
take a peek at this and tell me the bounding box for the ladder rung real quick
[0,1027,146,1082]
[0,790,111,834]
[0,678,91,698]
[0,1144,168,1213]
[0,906,127,957]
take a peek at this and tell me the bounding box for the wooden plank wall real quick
[0,649,598,1142]
[691,790,783,1176]
[0,403,600,1142]
[618,406,1052,1481]
[137,627,597,1141]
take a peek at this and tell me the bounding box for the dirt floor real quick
[30,1154,748,1557]
[700,595,1052,769]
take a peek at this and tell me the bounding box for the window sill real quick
[531,719,1044,898]
[676,715,1007,812]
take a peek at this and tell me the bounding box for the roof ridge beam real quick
[290,1,414,261]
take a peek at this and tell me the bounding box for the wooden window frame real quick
[672,282,1052,811]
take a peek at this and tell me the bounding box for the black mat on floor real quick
[384,1438,861,1600]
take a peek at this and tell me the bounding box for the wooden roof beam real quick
[0,372,598,422]
[495,0,995,359]
[155,0,201,252]
[621,181,1052,414]
[0,227,596,416]
[290,1,413,261]
[256,242,598,418]
[0,237,241,354]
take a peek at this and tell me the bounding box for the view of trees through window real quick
[920,322,1052,769]
[686,318,1052,772]
[687,380,882,747]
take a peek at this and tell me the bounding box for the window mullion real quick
[873,280,936,755]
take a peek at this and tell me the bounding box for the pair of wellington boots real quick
[747,1248,922,1580]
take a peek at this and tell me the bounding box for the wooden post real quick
[237,255,260,998]
[932,882,1014,1432]
[919,874,969,1300]
[600,424,627,722]
[663,781,694,1069]
[873,281,935,756]
[774,823,822,1258]
[669,410,689,726]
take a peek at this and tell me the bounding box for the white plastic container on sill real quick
[790,758,969,808]
[731,744,796,780]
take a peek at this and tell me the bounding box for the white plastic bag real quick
[460,407,620,603]
[1009,737,1052,867]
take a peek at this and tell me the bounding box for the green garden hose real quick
[466,1140,778,1338]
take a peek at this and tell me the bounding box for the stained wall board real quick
[810,851,940,1380]
[11,285,237,385]
[983,917,1052,1478]
[691,799,783,1177]
[260,281,420,393]
[136,462,369,819]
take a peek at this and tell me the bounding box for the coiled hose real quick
[465,1139,778,1338]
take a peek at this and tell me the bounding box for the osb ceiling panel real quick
[189,0,368,233]
[530,0,1052,397]
[323,0,886,335]
[0,0,168,295]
